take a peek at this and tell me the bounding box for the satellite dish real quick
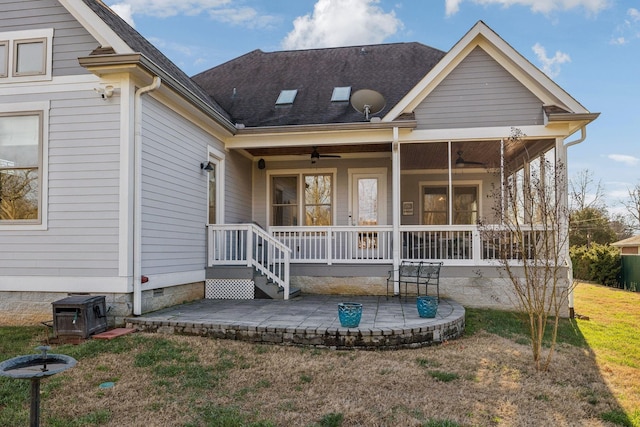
[350,89,385,120]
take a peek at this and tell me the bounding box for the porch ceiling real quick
[244,139,555,169]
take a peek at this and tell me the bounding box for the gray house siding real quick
[224,150,253,224]
[0,89,121,277]
[140,96,224,274]
[415,46,544,129]
[0,0,96,77]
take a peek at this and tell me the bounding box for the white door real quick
[349,169,387,253]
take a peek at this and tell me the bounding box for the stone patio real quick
[125,294,465,349]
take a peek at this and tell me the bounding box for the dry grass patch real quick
[36,330,625,427]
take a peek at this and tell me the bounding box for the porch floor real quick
[125,295,466,349]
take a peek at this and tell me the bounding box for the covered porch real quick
[207,135,562,303]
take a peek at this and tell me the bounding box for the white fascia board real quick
[58,0,133,54]
[384,21,590,121]
[400,124,570,144]
[225,127,409,149]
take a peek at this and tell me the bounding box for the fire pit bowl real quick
[0,346,77,427]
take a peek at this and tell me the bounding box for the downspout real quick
[562,126,587,318]
[133,76,161,316]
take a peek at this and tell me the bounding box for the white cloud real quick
[444,0,610,17]
[109,3,135,27]
[611,8,640,45]
[282,0,402,50]
[608,154,640,166]
[445,0,462,16]
[532,43,571,78]
[106,1,276,29]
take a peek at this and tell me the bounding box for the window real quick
[331,86,351,102]
[0,41,7,78]
[270,171,335,226]
[0,112,42,223]
[14,38,46,76]
[423,187,448,225]
[275,89,297,105]
[453,186,479,224]
[272,176,298,226]
[0,29,53,83]
[304,174,332,226]
[207,162,217,224]
[422,184,479,225]
[205,147,225,225]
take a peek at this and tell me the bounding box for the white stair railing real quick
[208,224,291,299]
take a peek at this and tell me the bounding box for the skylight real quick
[276,89,297,105]
[331,86,351,102]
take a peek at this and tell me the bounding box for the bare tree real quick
[478,129,572,372]
[621,183,640,231]
[0,170,39,220]
[569,169,605,212]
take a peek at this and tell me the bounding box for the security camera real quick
[94,85,115,100]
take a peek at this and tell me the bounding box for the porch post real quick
[392,127,401,294]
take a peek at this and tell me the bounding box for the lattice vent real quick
[205,279,254,299]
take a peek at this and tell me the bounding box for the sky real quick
[104,0,639,215]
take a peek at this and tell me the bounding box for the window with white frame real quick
[271,175,298,226]
[0,29,53,83]
[0,112,43,223]
[270,172,334,226]
[422,184,479,225]
[304,174,332,226]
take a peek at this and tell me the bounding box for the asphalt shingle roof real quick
[191,43,446,127]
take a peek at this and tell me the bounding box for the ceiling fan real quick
[455,150,484,168]
[310,146,341,164]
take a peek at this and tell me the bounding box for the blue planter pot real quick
[338,302,362,328]
[416,296,438,318]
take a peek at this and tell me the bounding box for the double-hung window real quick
[270,171,334,226]
[422,184,479,225]
[0,111,43,223]
[0,29,53,83]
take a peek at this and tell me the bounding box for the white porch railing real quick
[269,225,545,264]
[207,224,291,299]
[207,224,546,277]
[271,226,393,264]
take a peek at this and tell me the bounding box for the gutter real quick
[564,125,587,148]
[133,76,161,316]
[234,120,418,135]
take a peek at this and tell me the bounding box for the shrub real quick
[570,243,621,286]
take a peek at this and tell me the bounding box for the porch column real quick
[392,127,401,294]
